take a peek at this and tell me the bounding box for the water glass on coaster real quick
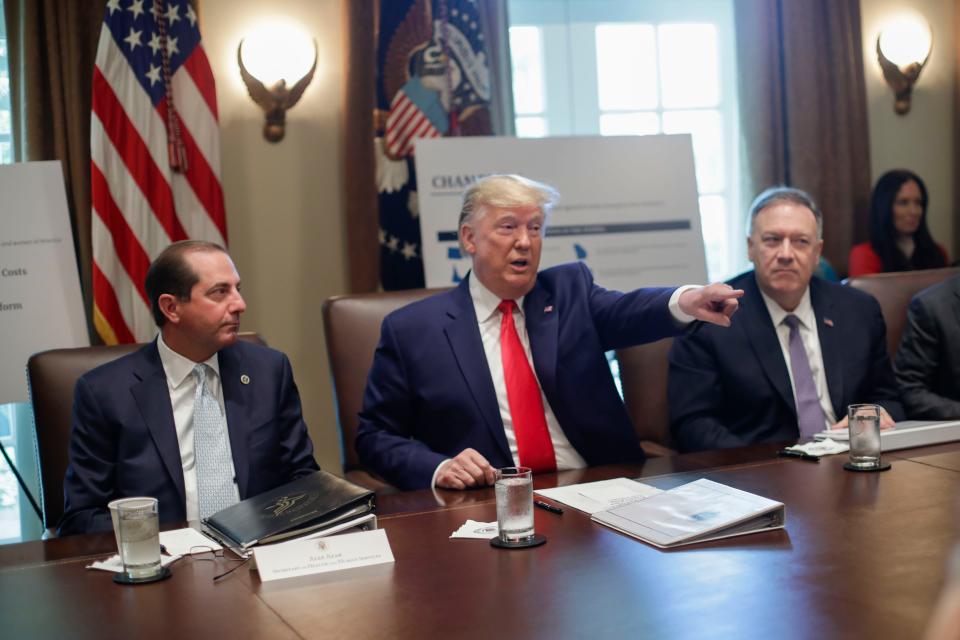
[844,404,891,472]
[490,467,546,549]
[109,497,170,584]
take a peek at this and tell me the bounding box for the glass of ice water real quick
[112,497,161,579]
[494,467,534,543]
[848,404,882,469]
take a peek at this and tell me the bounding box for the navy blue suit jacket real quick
[356,262,682,490]
[668,272,904,452]
[59,339,319,535]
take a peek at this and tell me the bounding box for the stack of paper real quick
[535,478,662,514]
[814,419,960,451]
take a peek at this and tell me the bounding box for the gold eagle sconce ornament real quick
[876,32,931,116]
[237,38,318,142]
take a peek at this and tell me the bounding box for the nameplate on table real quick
[253,528,394,582]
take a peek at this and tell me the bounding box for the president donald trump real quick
[356,174,742,490]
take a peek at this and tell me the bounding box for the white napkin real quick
[784,438,849,457]
[86,553,182,573]
[449,520,499,539]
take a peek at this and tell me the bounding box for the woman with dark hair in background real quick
[848,169,948,277]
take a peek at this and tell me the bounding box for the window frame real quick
[508,0,745,281]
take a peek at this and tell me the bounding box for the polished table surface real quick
[3,443,960,639]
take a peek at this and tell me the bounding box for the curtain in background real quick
[5,0,103,339]
[342,0,513,292]
[342,0,379,293]
[735,0,872,276]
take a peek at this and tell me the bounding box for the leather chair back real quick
[322,289,445,485]
[845,267,960,359]
[27,332,266,531]
[615,338,676,456]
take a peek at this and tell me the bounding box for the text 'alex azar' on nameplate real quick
[253,529,395,582]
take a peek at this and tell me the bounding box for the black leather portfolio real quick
[202,471,376,550]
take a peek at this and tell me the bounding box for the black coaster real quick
[490,534,547,549]
[843,461,892,472]
[113,566,172,585]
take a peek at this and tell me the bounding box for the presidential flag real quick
[375,0,492,289]
[91,0,226,344]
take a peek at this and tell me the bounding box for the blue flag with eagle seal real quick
[375,0,493,289]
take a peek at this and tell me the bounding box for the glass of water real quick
[494,467,534,543]
[848,404,882,469]
[113,497,161,579]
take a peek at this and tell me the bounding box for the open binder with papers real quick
[591,479,785,548]
[202,470,376,551]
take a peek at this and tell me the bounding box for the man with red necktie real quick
[357,174,743,490]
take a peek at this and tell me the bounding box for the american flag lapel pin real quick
[823,318,834,327]
[544,305,554,313]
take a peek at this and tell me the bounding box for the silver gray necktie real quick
[192,364,239,519]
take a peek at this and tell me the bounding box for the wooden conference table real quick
[3,442,960,639]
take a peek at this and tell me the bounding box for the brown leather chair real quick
[844,267,960,360]
[26,332,266,532]
[616,339,676,457]
[322,289,446,491]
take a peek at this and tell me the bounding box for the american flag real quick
[383,76,447,159]
[375,0,492,290]
[91,0,225,344]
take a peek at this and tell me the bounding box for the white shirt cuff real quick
[668,285,703,324]
[431,458,452,488]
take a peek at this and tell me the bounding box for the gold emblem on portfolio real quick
[265,493,308,517]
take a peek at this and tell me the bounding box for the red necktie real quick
[498,300,557,473]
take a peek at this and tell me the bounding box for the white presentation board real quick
[414,135,708,290]
[0,161,89,404]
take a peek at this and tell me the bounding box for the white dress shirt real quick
[156,333,239,522]
[431,276,698,486]
[759,287,837,428]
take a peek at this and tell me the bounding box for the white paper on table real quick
[86,553,182,573]
[449,520,499,539]
[159,527,222,556]
[535,478,662,514]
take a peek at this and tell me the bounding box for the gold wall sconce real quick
[876,15,932,115]
[237,21,317,142]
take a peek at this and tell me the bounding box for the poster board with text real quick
[0,161,89,404]
[414,135,708,290]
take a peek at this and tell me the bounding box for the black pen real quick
[534,500,564,515]
[778,448,820,462]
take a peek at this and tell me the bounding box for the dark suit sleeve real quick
[356,317,448,490]
[577,262,682,349]
[861,299,905,421]
[668,330,750,452]
[275,353,320,480]
[59,376,119,536]
[895,297,960,419]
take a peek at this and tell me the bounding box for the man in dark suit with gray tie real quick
[668,187,904,452]
[60,241,319,535]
